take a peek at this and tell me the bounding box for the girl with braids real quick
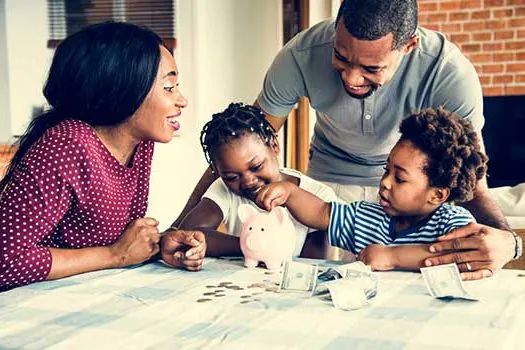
[0,22,205,291]
[161,102,337,263]
[255,108,489,274]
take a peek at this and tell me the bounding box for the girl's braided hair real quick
[200,103,277,165]
[399,107,488,202]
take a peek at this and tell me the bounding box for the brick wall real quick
[418,0,525,96]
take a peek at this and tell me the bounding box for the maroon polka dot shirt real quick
[0,120,153,290]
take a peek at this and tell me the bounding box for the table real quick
[0,258,524,349]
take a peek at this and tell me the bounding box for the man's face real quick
[332,20,416,99]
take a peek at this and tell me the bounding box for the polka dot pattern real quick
[0,120,154,290]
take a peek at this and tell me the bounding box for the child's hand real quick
[358,244,396,271]
[160,230,206,271]
[255,181,296,211]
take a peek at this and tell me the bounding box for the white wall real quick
[3,0,51,138]
[0,0,11,142]
[145,0,283,228]
[0,0,283,229]
[307,0,336,142]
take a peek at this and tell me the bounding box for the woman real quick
[0,22,205,291]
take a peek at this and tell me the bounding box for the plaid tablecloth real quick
[0,258,524,349]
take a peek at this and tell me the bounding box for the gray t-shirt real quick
[257,19,484,186]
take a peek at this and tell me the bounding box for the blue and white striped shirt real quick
[328,202,474,255]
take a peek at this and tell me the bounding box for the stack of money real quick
[279,260,379,311]
[317,262,379,310]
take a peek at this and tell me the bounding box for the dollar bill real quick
[323,278,370,311]
[279,260,319,292]
[312,261,379,311]
[420,263,478,301]
[317,267,343,283]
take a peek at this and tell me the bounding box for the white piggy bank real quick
[238,204,296,270]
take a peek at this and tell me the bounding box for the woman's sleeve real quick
[0,135,83,290]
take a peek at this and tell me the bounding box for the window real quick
[47,0,176,50]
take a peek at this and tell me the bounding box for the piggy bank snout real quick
[244,226,268,251]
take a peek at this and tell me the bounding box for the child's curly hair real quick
[399,107,488,202]
[200,102,277,165]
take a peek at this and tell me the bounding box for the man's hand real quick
[358,244,396,271]
[425,223,515,280]
[160,230,206,271]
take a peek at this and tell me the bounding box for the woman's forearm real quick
[47,246,120,280]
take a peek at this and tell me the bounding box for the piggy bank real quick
[238,204,296,270]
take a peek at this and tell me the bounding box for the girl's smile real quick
[213,133,282,201]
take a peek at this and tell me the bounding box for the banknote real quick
[334,261,371,276]
[420,263,478,301]
[311,261,379,311]
[279,260,319,292]
[317,267,343,283]
[323,278,370,311]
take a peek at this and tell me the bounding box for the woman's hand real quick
[109,217,160,267]
[358,244,396,271]
[255,181,295,211]
[425,223,515,280]
[160,230,206,271]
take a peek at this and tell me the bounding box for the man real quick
[166,0,521,279]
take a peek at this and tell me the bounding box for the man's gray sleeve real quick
[429,51,485,133]
[256,44,308,118]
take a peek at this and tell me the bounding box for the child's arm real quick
[177,198,243,257]
[161,198,242,268]
[358,244,438,271]
[256,181,331,231]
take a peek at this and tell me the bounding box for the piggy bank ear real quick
[238,204,258,223]
[270,206,286,224]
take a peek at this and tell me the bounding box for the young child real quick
[256,108,488,271]
[168,103,337,260]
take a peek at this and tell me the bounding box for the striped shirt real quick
[328,201,474,255]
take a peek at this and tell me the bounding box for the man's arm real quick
[460,173,510,230]
[254,101,287,132]
[426,182,515,280]
[425,132,516,280]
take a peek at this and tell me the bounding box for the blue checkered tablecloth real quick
[0,258,524,349]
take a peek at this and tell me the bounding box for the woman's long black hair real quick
[0,21,163,193]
